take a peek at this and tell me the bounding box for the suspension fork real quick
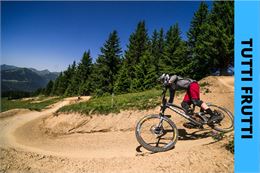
[157,118,165,130]
[158,86,168,128]
[158,103,167,128]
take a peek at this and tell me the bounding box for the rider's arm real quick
[168,75,177,103]
[168,86,175,103]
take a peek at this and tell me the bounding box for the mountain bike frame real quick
[159,86,207,127]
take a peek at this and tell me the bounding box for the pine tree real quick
[58,65,72,95]
[45,80,54,96]
[131,52,149,91]
[124,21,149,88]
[78,51,92,81]
[209,1,234,75]
[77,51,93,95]
[94,30,122,94]
[141,51,158,90]
[161,23,186,74]
[52,52,93,96]
[125,21,149,65]
[51,73,61,95]
[186,2,210,79]
[187,1,234,78]
[157,28,165,75]
[65,61,78,96]
[114,61,131,94]
[151,29,159,64]
[187,2,209,49]
[150,29,163,76]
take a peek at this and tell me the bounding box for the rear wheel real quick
[207,103,234,133]
[135,114,178,152]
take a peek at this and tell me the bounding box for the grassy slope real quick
[1,97,62,112]
[58,89,163,115]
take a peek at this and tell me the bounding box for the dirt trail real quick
[217,76,234,90]
[0,77,234,173]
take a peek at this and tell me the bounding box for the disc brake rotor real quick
[150,125,164,136]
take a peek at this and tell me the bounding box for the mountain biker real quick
[159,74,222,128]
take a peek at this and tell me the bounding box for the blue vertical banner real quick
[235,1,260,173]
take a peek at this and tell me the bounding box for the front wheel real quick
[135,114,178,152]
[207,103,234,133]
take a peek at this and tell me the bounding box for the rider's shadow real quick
[135,145,157,156]
[178,128,212,140]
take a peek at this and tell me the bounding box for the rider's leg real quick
[188,82,221,124]
[201,102,209,110]
[181,92,191,114]
[181,100,190,110]
[182,84,198,128]
[181,101,191,114]
[200,99,222,124]
[201,102,214,115]
[193,100,221,124]
[188,82,202,108]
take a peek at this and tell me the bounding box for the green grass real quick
[0,97,62,112]
[211,131,225,141]
[58,89,162,115]
[199,81,210,87]
[225,137,234,154]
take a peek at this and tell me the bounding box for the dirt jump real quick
[0,76,234,173]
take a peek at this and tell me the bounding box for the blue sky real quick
[1,1,212,72]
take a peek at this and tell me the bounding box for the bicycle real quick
[135,82,234,153]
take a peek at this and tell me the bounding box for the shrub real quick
[226,138,234,154]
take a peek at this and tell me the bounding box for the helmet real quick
[158,73,170,84]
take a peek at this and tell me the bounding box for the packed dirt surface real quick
[0,76,234,173]
[0,109,31,119]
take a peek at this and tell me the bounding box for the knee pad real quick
[181,101,190,110]
[191,99,203,107]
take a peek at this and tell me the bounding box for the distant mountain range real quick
[1,64,59,93]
